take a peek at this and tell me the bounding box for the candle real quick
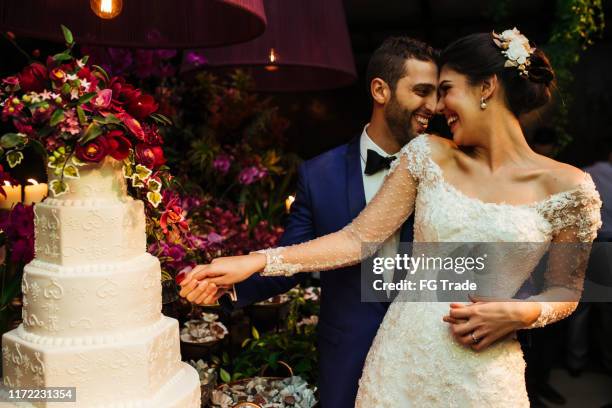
[0,181,22,210]
[285,195,295,213]
[24,179,48,206]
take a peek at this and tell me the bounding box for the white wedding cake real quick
[1,158,201,407]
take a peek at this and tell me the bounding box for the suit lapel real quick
[346,136,366,220]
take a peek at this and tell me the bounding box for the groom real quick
[183,37,438,408]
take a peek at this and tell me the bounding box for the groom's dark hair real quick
[366,36,438,97]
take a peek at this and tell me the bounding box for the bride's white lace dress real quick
[257,135,602,407]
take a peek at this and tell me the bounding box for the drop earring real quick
[480,97,488,110]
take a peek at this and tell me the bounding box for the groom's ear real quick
[480,75,498,100]
[370,77,391,104]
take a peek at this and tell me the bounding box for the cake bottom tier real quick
[1,316,200,407]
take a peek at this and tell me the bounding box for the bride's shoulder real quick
[407,133,456,162]
[537,156,593,195]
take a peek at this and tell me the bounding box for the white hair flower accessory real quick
[492,28,535,77]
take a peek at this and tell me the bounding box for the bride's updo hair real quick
[440,32,555,116]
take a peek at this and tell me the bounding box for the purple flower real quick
[238,165,268,185]
[207,232,224,244]
[213,154,232,175]
[185,51,207,67]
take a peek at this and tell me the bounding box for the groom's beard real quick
[384,94,418,146]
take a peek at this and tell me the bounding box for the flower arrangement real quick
[0,27,195,283]
[492,27,535,77]
[0,26,172,208]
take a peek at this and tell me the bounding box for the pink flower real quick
[93,89,112,109]
[59,109,81,135]
[238,165,268,185]
[213,154,232,175]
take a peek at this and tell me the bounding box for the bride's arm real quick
[180,137,427,289]
[524,182,602,328]
[255,151,418,276]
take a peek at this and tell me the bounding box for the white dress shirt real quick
[359,124,401,289]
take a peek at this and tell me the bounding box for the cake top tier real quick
[47,157,127,204]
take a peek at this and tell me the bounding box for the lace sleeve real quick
[526,176,602,328]
[255,135,430,276]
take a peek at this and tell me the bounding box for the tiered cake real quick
[1,158,200,407]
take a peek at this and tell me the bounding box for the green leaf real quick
[251,326,260,340]
[53,52,72,62]
[49,179,69,197]
[76,106,87,125]
[92,65,110,83]
[61,25,74,45]
[63,164,80,179]
[210,355,221,366]
[94,113,121,125]
[222,352,230,365]
[78,92,97,105]
[49,109,65,127]
[79,123,103,144]
[0,133,27,149]
[241,338,251,348]
[219,368,231,383]
[6,150,24,168]
[134,164,152,180]
[146,191,162,208]
[147,178,162,193]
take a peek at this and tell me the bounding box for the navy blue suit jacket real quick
[231,136,415,408]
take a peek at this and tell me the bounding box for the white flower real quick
[505,40,530,64]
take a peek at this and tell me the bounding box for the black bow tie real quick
[364,149,397,175]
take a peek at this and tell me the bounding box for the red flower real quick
[142,123,163,145]
[126,93,158,120]
[17,62,48,92]
[115,112,145,140]
[76,136,109,162]
[109,77,141,110]
[135,143,165,169]
[106,130,132,161]
[160,198,189,235]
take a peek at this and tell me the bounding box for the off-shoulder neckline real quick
[408,134,594,209]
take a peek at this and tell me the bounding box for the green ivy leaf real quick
[49,109,65,127]
[6,150,24,168]
[134,164,152,180]
[219,368,231,383]
[63,164,80,179]
[146,191,162,208]
[147,178,162,193]
[49,179,69,197]
[0,133,27,149]
[61,25,74,45]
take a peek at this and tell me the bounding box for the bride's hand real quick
[442,294,541,352]
[179,253,267,292]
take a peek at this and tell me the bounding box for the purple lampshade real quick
[181,0,357,91]
[0,0,267,48]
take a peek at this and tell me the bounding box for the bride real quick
[180,29,602,406]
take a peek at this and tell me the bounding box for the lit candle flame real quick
[269,48,277,63]
[3,181,11,187]
[100,0,113,13]
[285,195,295,212]
[27,178,39,185]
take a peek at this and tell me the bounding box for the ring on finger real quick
[470,332,480,344]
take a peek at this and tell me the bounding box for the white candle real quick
[24,179,48,206]
[0,181,22,210]
[285,195,295,213]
